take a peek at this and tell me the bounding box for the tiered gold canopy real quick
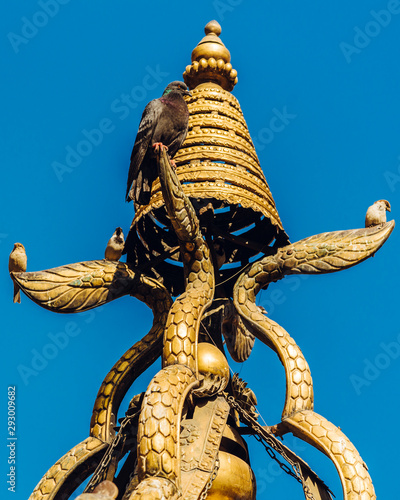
[127,21,288,295]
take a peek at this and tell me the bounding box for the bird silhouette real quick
[9,242,27,303]
[126,81,191,205]
[365,200,391,227]
[105,227,125,261]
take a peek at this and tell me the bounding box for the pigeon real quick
[105,227,125,261]
[8,242,27,303]
[126,81,191,205]
[365,199,391,227]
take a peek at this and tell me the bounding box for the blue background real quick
[1,1,399,498]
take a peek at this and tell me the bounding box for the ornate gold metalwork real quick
[183,20,237,91]
[232,221,394,499]
[9,19,395,500]
[222,301,256,362]
[234,222,395,419]
[193,343,230,397]
[29,437,107,500]
[133,84,284,233]
[129,22,288,298]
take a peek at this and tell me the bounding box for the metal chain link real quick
[199,458,220,500]
[83,391,323,499]
[224,394,317,500]
[252,431,315,500]
[84,410,139,493]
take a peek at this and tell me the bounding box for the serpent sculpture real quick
[13,147,394,500]
[10,20,395,500]
[232,224,394,499]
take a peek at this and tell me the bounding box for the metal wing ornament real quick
[10,20,395,500]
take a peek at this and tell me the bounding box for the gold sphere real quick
[207,451,256,500]
[205,20,222,37]
[191,20,230,64]
[193,343,230,397]
[197,342,230,380]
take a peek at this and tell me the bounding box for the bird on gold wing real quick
[365,200,391,227]
[105,227,125,261]
[8,242,27,303]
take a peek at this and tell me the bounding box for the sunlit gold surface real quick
[132,84,285,233]
[195,342,230,396]
[207,452,256,500]
[284,412,375,499]
[29,437,106,500]
[10,19,394,500]
[233,221,394,499]
[184,21,237,91]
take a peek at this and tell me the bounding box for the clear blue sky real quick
[1,1,399,499]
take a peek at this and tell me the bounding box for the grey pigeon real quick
[126,81,191,205]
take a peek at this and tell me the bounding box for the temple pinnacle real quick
[183,20,238,91]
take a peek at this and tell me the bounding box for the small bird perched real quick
[126,81,191,205]
[365,199,391,227]
[105,227,125,261]
[8,242,27,303]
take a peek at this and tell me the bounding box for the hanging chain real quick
[84,408,140,493]
[199,458,220,500]
[252,431,315,500]
[83,391,326,499]
[224,394,317,500]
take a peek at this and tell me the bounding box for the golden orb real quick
[184,20,236,91]
[193,343,230,397]
[207,451,256,500]
[191,20,231,66]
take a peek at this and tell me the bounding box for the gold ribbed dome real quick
[128,21,288,296]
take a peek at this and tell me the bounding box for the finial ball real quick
[205,20,222,37]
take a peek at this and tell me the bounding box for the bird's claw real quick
[153,142,168,153]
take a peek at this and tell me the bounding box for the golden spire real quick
[134,21,286,232]
[132,21,289,296]
[183,20,237,91]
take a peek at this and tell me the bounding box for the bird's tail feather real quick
[134,172,151,205]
